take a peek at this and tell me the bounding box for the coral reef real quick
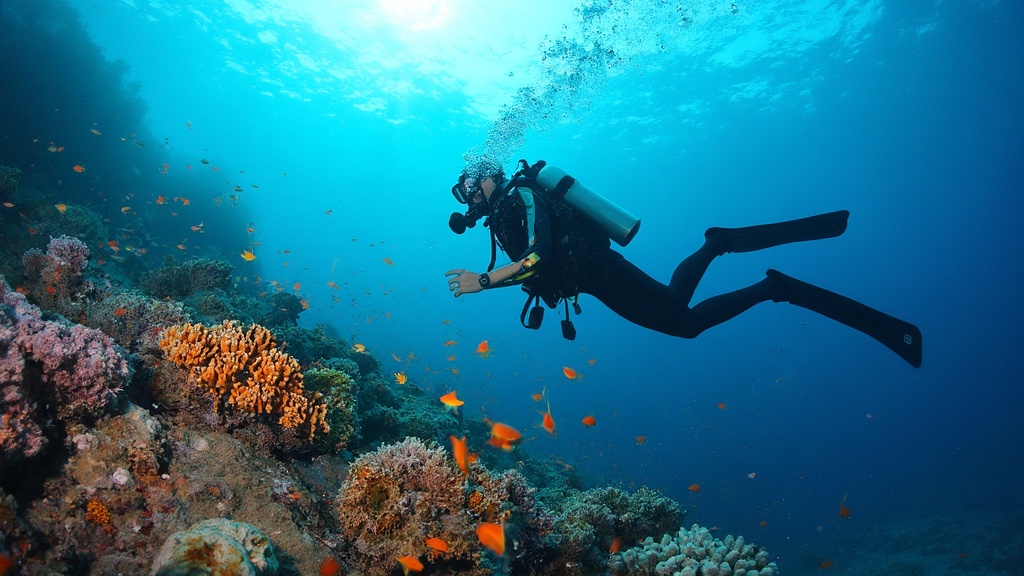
[151,518,279,576]
[263,291,303,327]
[85,289,189,356]
[303,367,359,452]
[335,436,558,575]
[335,437,473,575]
[142,258,233,300]
[609,524,779,576]
[159,320,328,439]
[0,277,129,464]
[22,235,96,315]
[549,485,685,574]
[0,164,21,196]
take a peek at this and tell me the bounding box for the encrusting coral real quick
[159,320,328,439]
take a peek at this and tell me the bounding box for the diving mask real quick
[448,175,490,234]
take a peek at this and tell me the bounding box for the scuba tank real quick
[534,164,641,247]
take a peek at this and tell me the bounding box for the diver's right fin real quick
[766,269,922,368]
[705,210,849,255]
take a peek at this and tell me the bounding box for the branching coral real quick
[159,321,328,439]
[609,524,779,576]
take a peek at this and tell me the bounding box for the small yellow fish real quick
[240,249,256,261]
[352,343,366,353]
[395,372,407,385]
[55,203,67,214]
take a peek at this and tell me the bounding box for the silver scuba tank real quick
[535,165,641,247]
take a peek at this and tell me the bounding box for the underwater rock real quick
[150,518,279,576]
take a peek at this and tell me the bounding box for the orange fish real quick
[587,358,598,365]
[382,257,394,266]
[838,494,850,518]
[440,390,464,412]
[581,415,597,427]
[396,555,423,574]
[446,355,457,362]
[1,202,13,208]
[688,483,700,493]
[240,249,256,261]
[318,557,341,576]
[717,402,727,410]
[73,164,85,172]
[156,195,166,204]
[609,536,622,554]
[475,340,490,358]
[450,435,471,475]
[540,400,556,435]
[819,560,834,569]
[562,366,580,380]
[635,435,647,446]
[395,372,407,385]
[531,386,546,403]
[0,553,11,575]
[758,520,768,527]
[44,286,57,295]
[113,308,127,316]
[443,340,456,346]
[55,203,67,214]
[326,281,339,289]
[484,419,523,452]
[352,343,366,353]
[293,282,301,291]
[107,240,120,253]
[425,537,450,553]
[476,522,505,556]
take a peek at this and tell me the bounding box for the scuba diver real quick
[445,159,922,368]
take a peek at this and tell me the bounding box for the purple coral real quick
[22,236,92,309]
[0,278,129,462]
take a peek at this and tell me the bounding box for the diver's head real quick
[449,159,505,234]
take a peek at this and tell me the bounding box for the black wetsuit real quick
[485,179,921,367]
[578,243,773,339]
[490,182,767,339]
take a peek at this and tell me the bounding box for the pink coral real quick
[22,235,93,312]
[0,278,129,462]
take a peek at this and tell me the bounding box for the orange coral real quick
[85,500,110,525]
[159,321,328,438]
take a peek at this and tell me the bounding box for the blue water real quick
[4,0,1023,572]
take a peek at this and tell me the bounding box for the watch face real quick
[479,274,490,288]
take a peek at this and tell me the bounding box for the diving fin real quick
[766,269,922,368]
[705,210,850,255]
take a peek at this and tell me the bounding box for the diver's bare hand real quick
[445,269,483,297]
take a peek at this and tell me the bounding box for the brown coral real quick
[159,321,328,439]
[335,437,476,575]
